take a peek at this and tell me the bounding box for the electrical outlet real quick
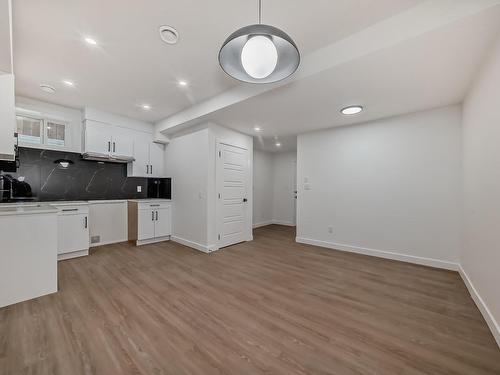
[328,226,333,234]
[137,185,142,193]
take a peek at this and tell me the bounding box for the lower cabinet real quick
[128,200,172,246]
[54,204,90,260]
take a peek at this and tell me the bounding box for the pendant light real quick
[218,0,300,84]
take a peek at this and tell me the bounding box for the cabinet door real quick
[111,126,134,157]
[154,206,172,238]
[149,142,165,177]
[128,134,150,177]
[57,214,89,254]
[84,120,113,154]
[138,209,155,241]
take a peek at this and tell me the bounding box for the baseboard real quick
[171,236,211,253]
[273,220,296,227]
[58,249,89,261]
[253,220,296,228]
[253,220,273,229]
[136,236,170,246]
[295,237,459,271]
[459,266,500,348]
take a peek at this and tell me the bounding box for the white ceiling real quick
[211,6,500,152]
[12,0,421,123]
[12,1,500,154]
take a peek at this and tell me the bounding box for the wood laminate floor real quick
[1,225,499,375]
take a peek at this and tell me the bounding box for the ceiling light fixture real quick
[341,105,363,115]
[254,126,262,132]
[275,142,281,147]
[40,84,56,94]
[159,25,179,45]
[219,0,300,84]
[178,80,188,87]
[84,37,98,46]
[62,80,75,87]
[141,104,152,110]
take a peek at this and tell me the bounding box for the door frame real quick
[215,140,251,249]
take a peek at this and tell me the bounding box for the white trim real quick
[295,237,459,271]
[171,236,211,253]
[57,249,89,261]
[253,220,273,228]
[136,236,170,246]
[273,220,296,227]
[459,266,500,348]
[90,239,127,248]
[253,220,296,228]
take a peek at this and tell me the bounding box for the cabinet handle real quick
[62,208,78,212]
[156,210,158,221]
[84,216,88,229]
[150,164,153,175]
[113,142,116,153]
[146,165,149,174]
[108,141,111,152]
[152,211,154,221]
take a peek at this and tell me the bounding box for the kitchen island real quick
[0,204,58,308]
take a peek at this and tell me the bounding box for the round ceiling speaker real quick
[159,25,179,45]
[40,84,56,93]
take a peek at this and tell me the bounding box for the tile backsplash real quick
[2,147,171,201]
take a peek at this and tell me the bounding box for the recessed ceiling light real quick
[341,105,363,115]
[84,37,98,46]
[40,84,56,94]
[62,80,75,87]
[254,126,262,132]
[159,25,179,45]
[275,142,281,147]
[141,104,152,110]
[178,80,188,87]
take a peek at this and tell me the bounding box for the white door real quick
[84,120,113,154]
[111,126,134,158]
[138,209,155,241]
[216,142,249,248]
[154,206,172,238]
[57,214,89,254]
[292,159,297,225]
[149,142,165,177]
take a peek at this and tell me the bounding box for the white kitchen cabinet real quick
[84,120,114,154]
[54,204,90,260]
[127,137,165,178]
[0,74,16,161]
[128,200,172,246]
[83,120,135,158]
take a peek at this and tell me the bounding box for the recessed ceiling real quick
[208,5,500,152]
[12,0,422,123]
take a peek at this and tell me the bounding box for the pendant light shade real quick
[219,23,300,83]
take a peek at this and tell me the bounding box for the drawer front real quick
[137,202,171,210]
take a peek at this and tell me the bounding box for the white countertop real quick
[0,205,59,216]
[128,199,172,203]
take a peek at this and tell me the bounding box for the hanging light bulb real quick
[219,0,300,83]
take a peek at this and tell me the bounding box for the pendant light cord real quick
[259,0,262,24]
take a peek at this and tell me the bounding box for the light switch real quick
[137,186,142,193]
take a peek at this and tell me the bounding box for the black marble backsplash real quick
[1,147,171,202]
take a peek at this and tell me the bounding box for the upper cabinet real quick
[83,120,133,158]
[127,134,165,178]
[0,74,16,161]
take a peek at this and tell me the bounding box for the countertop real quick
[0,205,59,216]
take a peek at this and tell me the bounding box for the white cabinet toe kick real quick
[128,200,172,246]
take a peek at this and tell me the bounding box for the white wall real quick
[164,123,253,251]
[272,152,297,226]
[461,36,500,346]
[253,150,274,227]
[296,105,462,269]
[164,128,209,249]
[207,123,253,247]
